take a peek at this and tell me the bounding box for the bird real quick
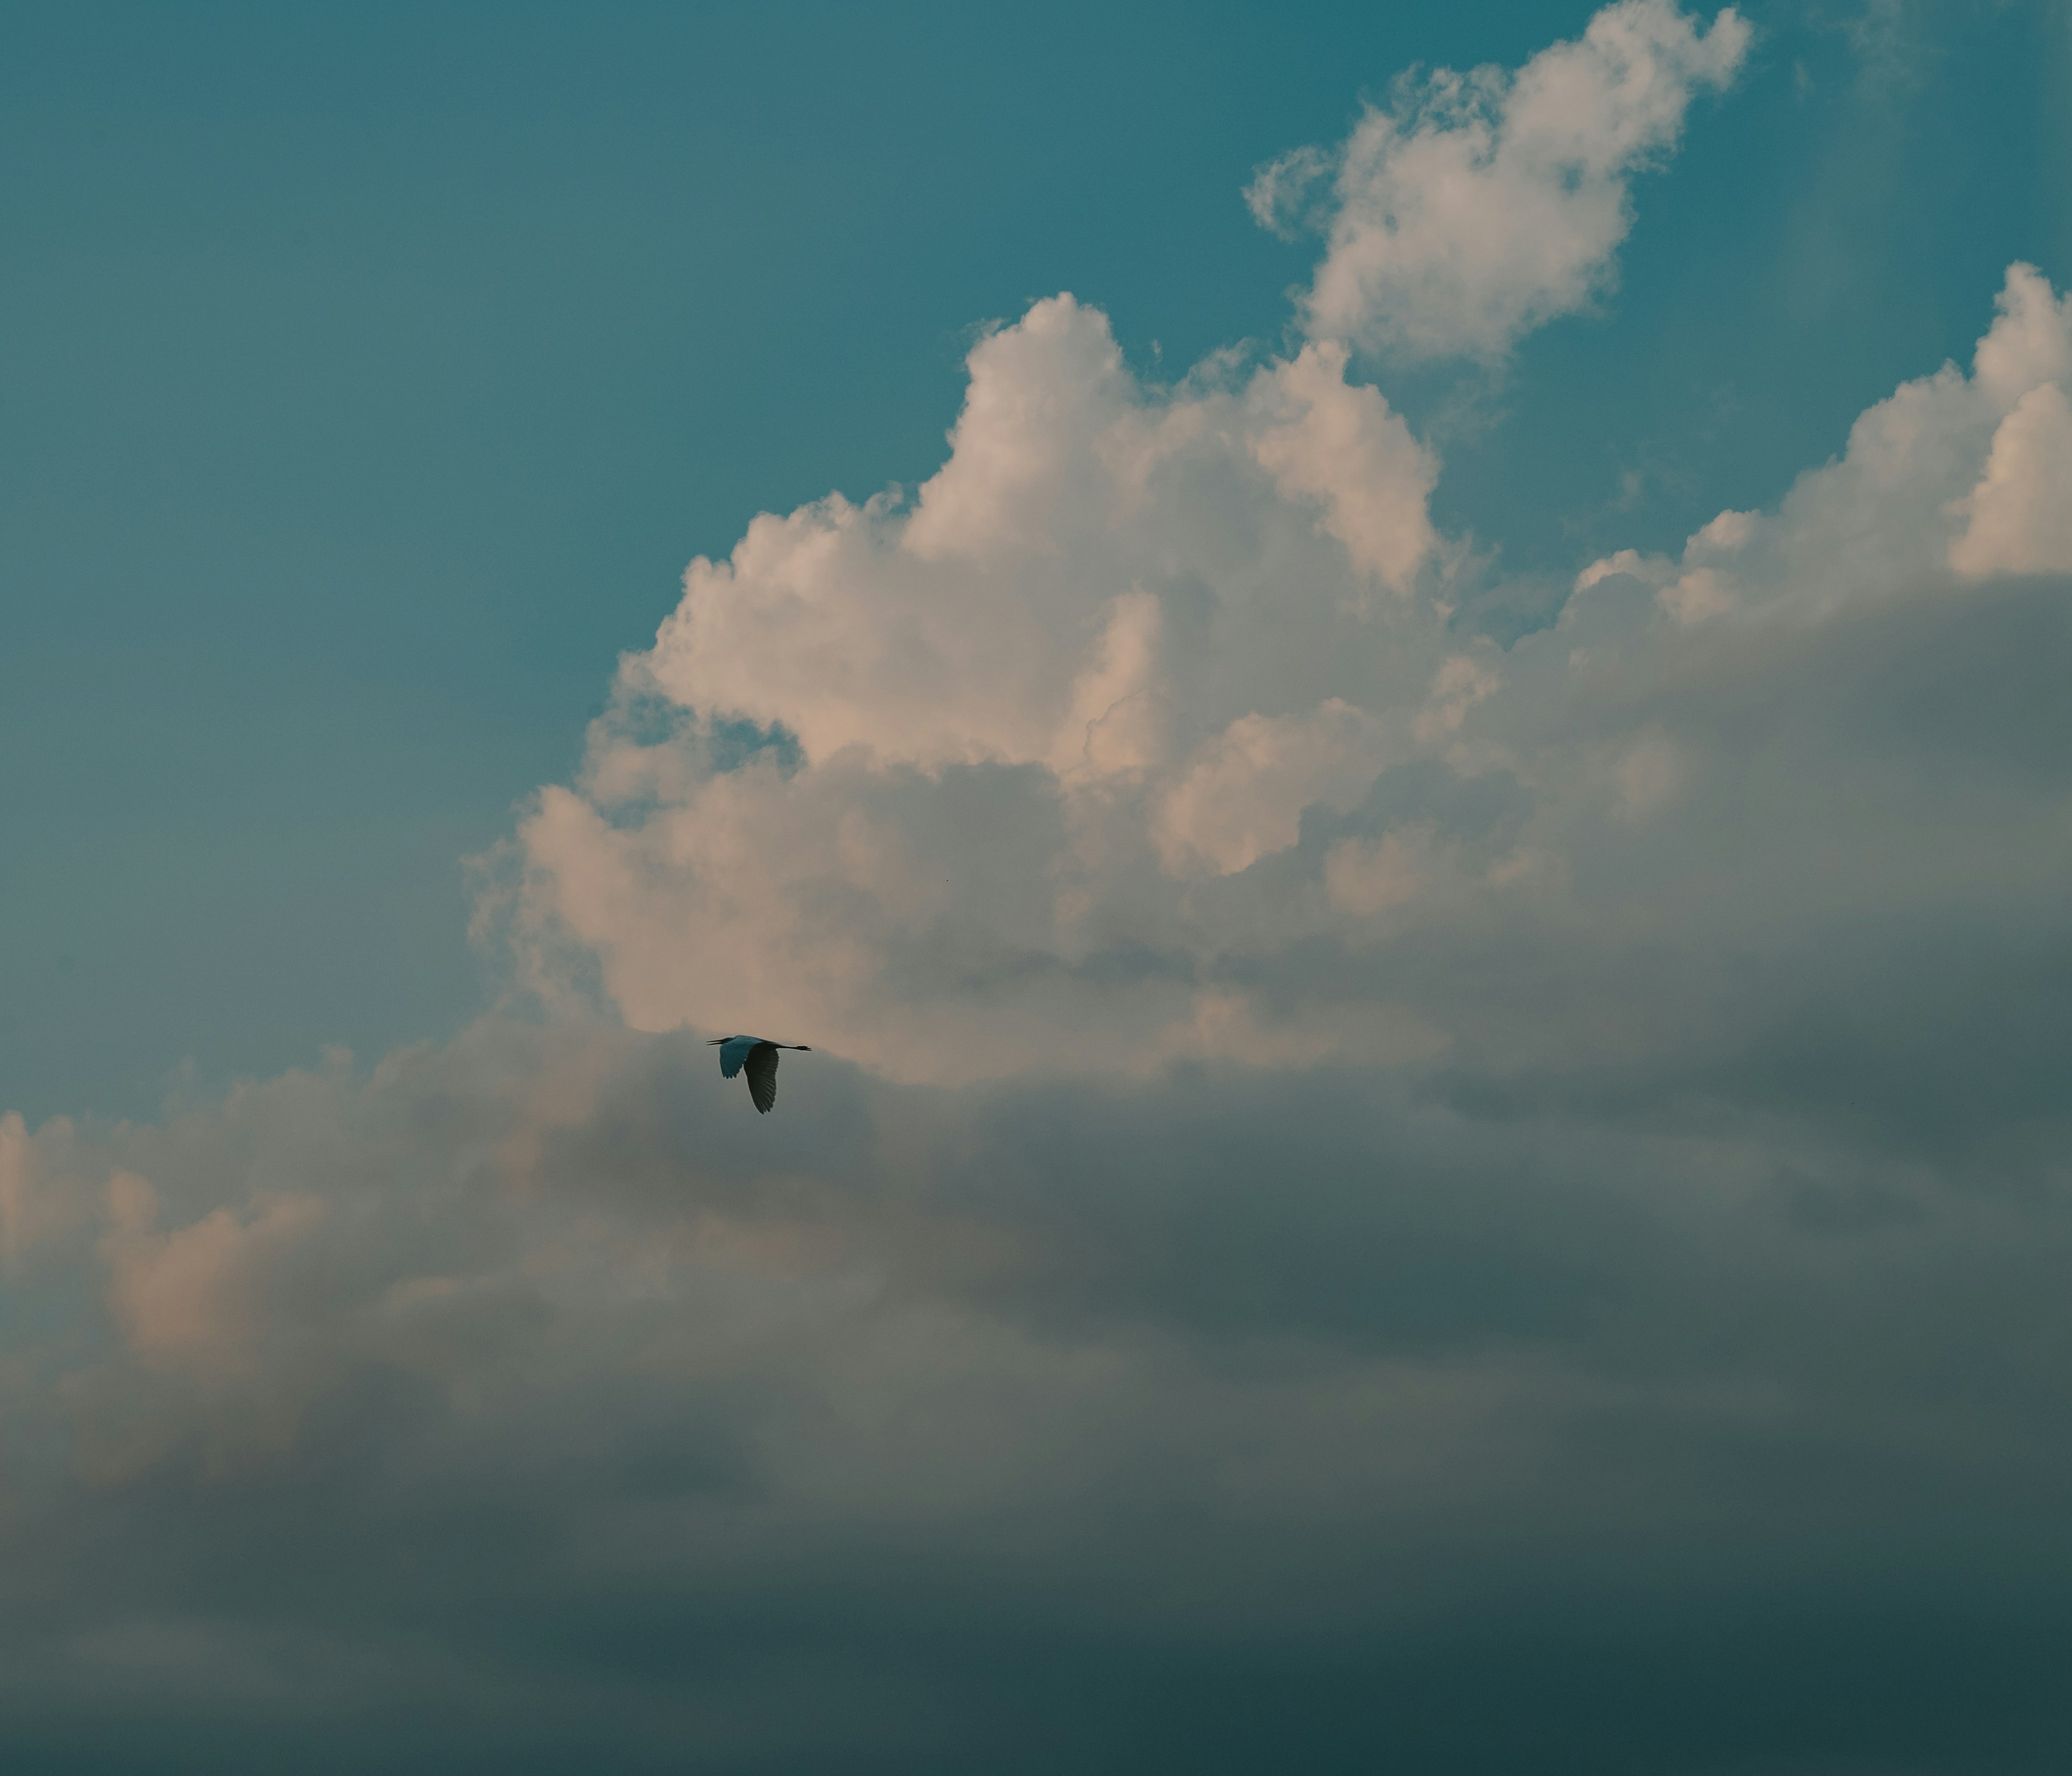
[708,1035,812,1114]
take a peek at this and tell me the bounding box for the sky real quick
[3,1,2072,1768]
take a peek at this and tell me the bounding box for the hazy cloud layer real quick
[8,4,2072,1768]
[4,985,2071,1767]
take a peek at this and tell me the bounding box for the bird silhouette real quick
[709,1035,812,1114]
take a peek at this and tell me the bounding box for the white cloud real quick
[1254,0,1751,360]
[502,291,1449,1083]
[1949,382,2072,578]
[641,299,1439,787]
[501,253,2072,1098]
[1572,263,2072,617]
[1153,699,1388,877]
[1246,341,1438,588]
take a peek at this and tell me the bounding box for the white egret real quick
[708,1035,812,1114]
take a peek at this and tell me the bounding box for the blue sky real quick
[4,0,2065,1121]
[5,3,2072,1769]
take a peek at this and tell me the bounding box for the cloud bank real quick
[8,5,2072,1769]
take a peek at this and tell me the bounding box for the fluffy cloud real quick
[502,249,2072,1115]
[483,6,1781,1093]
[639,306,1437,780]
[1950,382,2072,578]
[1250,0,1751,360]
[1573,262,2072,614]
[496,292,1447,1084]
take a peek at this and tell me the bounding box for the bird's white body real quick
[710,1035,811,1113]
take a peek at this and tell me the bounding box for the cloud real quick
[1,1108,85,1272]
[3,999,2071,1765]
[1573,261,2072,611]
[10,4,2072,1766]
[413,235,2072,1757]
[1252,0,1751,361]
[1950,382,2072,578]
[503,240,2072,1119]
[1152,697,1386,876]
[496,291,1447,1085]
[637,302,1437,782]
[99,1176,328,1384]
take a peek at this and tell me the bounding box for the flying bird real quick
[709,1035,812,1114]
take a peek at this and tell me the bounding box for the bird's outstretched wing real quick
[717,1036,758,1079]
[744,1042,779,1114]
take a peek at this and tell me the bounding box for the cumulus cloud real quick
[494,291,1448,1084]
[1573,261,2072,613]
[1950,382,2072,577]
[1251,0,1751,360]
[502,248,2072,1112]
